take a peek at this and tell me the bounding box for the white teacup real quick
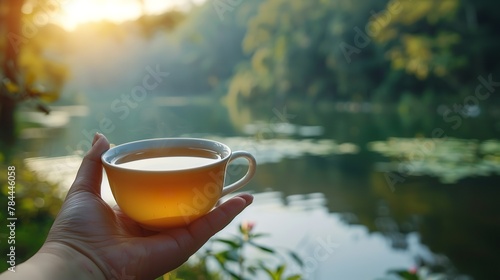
[101,138,256,229]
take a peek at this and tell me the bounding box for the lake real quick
[18,95,500,279]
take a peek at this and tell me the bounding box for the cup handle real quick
[221,151,257,196]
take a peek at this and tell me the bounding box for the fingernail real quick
[243,194,254,206]
[92,132,102,146]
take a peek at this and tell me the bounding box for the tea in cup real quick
[101,138,256,229]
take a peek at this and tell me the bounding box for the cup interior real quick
[102,138,232,171]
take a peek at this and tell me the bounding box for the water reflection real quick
[243,122,325,137]
[209,136,359,165]
[219,192,441,280]
[24,155,82,198]
[286,192,327,211]
[368,137,500,183]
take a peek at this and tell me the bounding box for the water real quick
[19,96,500,279]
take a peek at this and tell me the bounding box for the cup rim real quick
[101,137,232,173]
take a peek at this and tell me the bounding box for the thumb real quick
[68,133,110,196]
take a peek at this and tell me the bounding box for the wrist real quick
[1,242,106,280]
[41,242,106,280]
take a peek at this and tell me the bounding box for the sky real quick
[51,0,205,30]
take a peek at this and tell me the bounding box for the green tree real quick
[228,0,500,105]
[1,1,24,146]
[228,0,389,105]
[366,0,500,101]
[0,1,68,147]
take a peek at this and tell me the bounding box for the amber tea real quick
[115,147,221,171]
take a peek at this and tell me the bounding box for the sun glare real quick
[55,0,205,31]
[57,0,143,30]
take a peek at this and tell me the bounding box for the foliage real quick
[388,268,447,280]
[1,1,69,102]
[387,257,463,280]
[0,156,63,272]
[169,221,303,280]
[229,0,389,102]
[228,0,500,103]
[0,1,68,145]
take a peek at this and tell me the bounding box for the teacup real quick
[101,138,256,229]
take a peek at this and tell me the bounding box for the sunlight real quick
[56,0,141,30]
[55,0,202,30]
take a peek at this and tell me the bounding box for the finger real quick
[139,194,253,279]
[187,193,254,249]
[68,133,110,196]
[177,194,253,254]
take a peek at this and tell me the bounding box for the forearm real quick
[0,243,105,280]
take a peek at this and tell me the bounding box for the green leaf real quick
[276,265,286,278]
[214,238,241,249]
[214,249,239,264]
[247,266,258,276]
[288,251,304,267]
[212,253,241,279]
[249,233,270,239]
[258,263,287,280]
[286,275,302,280]
[227,270,242,280]
[249,241,275,254]
[260,265,275,278]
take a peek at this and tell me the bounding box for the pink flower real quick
[240,220,256,234]
[408,266,418,274]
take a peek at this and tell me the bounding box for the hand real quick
[3,133,253,280]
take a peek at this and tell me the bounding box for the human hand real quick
[6,133,253,280]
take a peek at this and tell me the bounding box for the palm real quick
[44,134,252,280]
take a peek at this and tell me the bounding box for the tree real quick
[228,0,389,104]
[0,1,24,145]
[228,0,500,105]
[372,0,500,99]
[0,1,184,148]
[0,1,68,147]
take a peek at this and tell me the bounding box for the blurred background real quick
[1,0,500,279]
